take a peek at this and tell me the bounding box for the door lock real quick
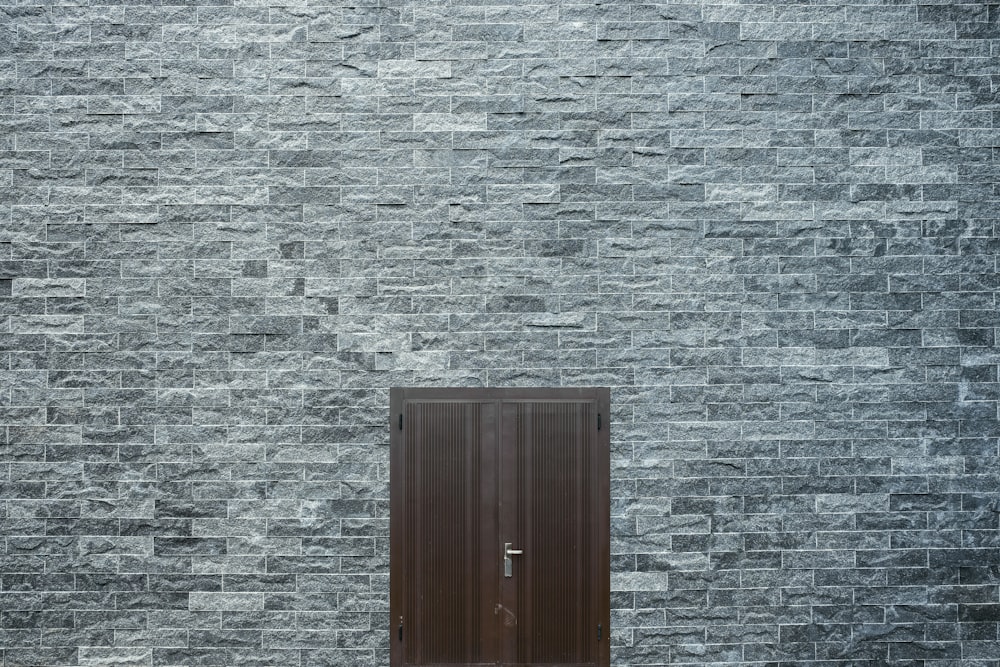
[503,542,523,578]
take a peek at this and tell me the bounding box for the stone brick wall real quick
[2,1,999,665]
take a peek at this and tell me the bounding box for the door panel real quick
[398,400,500,665]
[391,388,609,667]
[505,401,597,665]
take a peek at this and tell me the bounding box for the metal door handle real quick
[504,542,522,577]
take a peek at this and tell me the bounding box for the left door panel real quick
[390,392,500,667]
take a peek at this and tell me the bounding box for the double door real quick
[390,387,610,667]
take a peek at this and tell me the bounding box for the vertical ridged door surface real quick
[391,388,608,667]
[505,401,597,665]
[401,400,498,665]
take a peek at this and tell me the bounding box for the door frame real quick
[389,387,610,667]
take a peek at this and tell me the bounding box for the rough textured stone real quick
[0,0,999,665]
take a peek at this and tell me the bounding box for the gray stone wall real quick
[1,1,999,665]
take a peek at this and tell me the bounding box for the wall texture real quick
[2,1,999,665]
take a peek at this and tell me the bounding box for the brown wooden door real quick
[390,388,610,667]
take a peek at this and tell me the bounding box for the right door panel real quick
[501,399,608,666]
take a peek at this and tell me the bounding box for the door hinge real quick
[398,617,403,641]
[597,413,601,431]
[597,624,602,641]
[398,413,402,430]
